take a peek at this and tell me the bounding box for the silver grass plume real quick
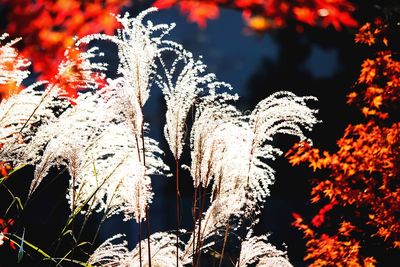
[244,92,318,210]
[0,85,69,166]
[0,34,47,153]
[186,92,317,255]
[192,91,318,205]
[72,122,162,222]
[77,8,176,107]
[29,84,166,221]
[236,233,292,267]
[73,8,173,221]
[157,45,233,160]
[189,82,239,188]
[29,92,107,198]
[4,42,107,196]
[93,77,169,222]
[113,8,167,106]
[0,42,106,171]
[88,234,129,266]
[89,232,185,267]
[58,8,173,220]
[125,232,185,267]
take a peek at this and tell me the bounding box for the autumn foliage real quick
[287,20,400,266]
[0,0,128,83]
[153,0,358,32]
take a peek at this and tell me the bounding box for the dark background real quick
[1,1,399,266]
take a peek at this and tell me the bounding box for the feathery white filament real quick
[237,234,292,267]
[89,234,129,266]
[89,232,184,267]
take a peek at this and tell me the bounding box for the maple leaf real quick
[309,160,321,171]
[372,95,382,108]
[355,23,376,45]
[359,59,377,84]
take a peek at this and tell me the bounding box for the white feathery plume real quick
[77,7,176,101]
[0,35,54,151]
[157,46,232,160]
[124,232,185,267]
[189,83,239,188]
[0,40,106,172]
[0,85,69,166]
[88,234,129,266]
[3,39,107,196]
[0,33,30,87]
[114,8,159,106]
[192,91,318,204]
[75,8,174,220]
[245,92,318,207]
[100,77,144,144]
[28,91,106,197]
[236,234,292,267]
[77,8,175,107]
[186,91,317,255]
[29,87,163,221]
[0,84,47,144]
[89,232,184,267]
[20,86,163,221]
[184,120,247,258]
[91,77,168,221]
[56,9,173,222]
[77,123,154,222]
[63,78,167,220]
[190,118,242,190]
[249,91,317,149]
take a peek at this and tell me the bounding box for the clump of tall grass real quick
[0,8,318,267]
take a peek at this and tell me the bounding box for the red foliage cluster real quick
[351,22,399,119]
[153,0,358,32]
[287,20,400,266]
[293,214,376,266]
[0,218,15,250]
[0,162,11,177]
[0,0,128,80]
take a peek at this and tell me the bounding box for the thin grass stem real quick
[218,223,230,267]
[175,159,180,267]
[146,206,152,267]
[138,218,142,267]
